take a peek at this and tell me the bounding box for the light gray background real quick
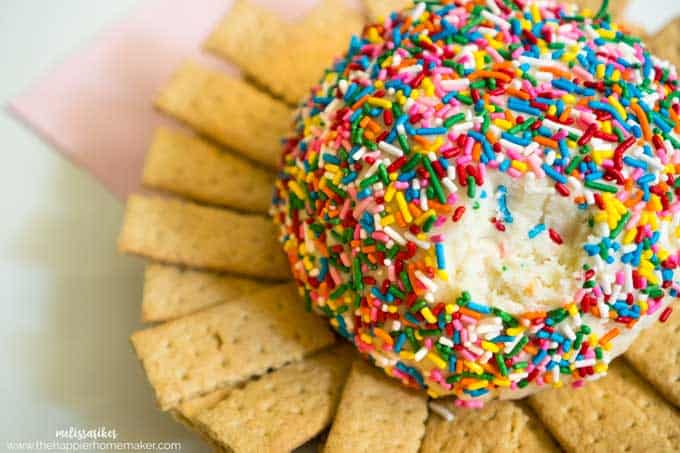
[0,1,678,452]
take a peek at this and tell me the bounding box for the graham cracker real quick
[362,0,412,22]
[204,0,364,104]
[155,61,292,169]
[130,283,335,410]
[421,400,558,453]
[141,263,273,322]
[528,360,680,453]
[648,17,680,70]
[195,345,354,453]
[172,387,232,430]
[118,195,289,280]
[142,127,275,214]
[625,309,680,407]
[323,360,428,453]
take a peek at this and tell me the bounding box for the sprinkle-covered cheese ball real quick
[272,0,679,405]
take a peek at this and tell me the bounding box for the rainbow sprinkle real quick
[272,0,679,404]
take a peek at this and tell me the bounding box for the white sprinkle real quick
[414,346,428,362]
[429,402,455,422]
[405,232,431,250]
[378,140,404,157]
[438,336,454,347]
[574,358,596,368]
[384,226,406,246]
[414,270,437,292]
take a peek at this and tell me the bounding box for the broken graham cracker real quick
[143,127,275,214]
[420,400,558,453]
[195,345,354,453]
[528,360,680,453]
[362,0,412,22]
[118,195,289,280]
[130,283,335,410]
[155,61,292,169]
[323,360,428,453]
[204,0,364,104]
[141,263,273,323]
[625,309,680,407]
[648,17,680,70]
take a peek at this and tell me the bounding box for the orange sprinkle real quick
[534,135,558,149]
[538,65,571,79]
[631,101,652,140]
[506,87,530,100]
[520,311,547,320]
[599,327,620,345]
[458,307,483,320]
[469,70,512,83]
[374,328,394,345]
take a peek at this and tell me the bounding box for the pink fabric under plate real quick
[8,0,358,198]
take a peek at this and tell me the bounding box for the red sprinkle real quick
[452,206,466,222]
[549,228,563,244]
[659,306,673,323]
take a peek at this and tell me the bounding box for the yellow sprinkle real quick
[464,361,484,375]
[466,380,488,391]
[639,300,648,315]
[567,304,578,316]
[366,27,382,43]
[494,119,513,130]
[367,97,392,109]
[562,94,576,104]
[427,388,441,398]
[506,327,525,336]
[421,306,437,324]
[598,29,616,40]
[594,363,608,374]
[623,228,637,244]
[596,64,606,79]
[428,352,447,370]
[551,381,564,388]
[384,185,396,202]
[492,378,511,387]
[399,351,415,361]
[415,209,436,226]
[423,77,435,97]
[396,192,413,223]
[436,270,449,281]
[445,304,458,314]
[608,96,627,120]
[530,3,541,22]
[511,160,528,172]
[481,341,500,353]
[381,214,395,226]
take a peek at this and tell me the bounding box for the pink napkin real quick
[8,0,345,198]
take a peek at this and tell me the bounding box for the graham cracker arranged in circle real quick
[117,1,680,451]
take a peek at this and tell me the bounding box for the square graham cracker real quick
[143,127,275,214]
[421,400,559,453]
[141,263,273,323]
[625,309,680,407]
[130,283,335,410]
[204,0,364,104]
[528,360,680,453]
[323,360,428,453]
[155,61,292,169]
[195,345,355,453]
[118,195,289,280]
